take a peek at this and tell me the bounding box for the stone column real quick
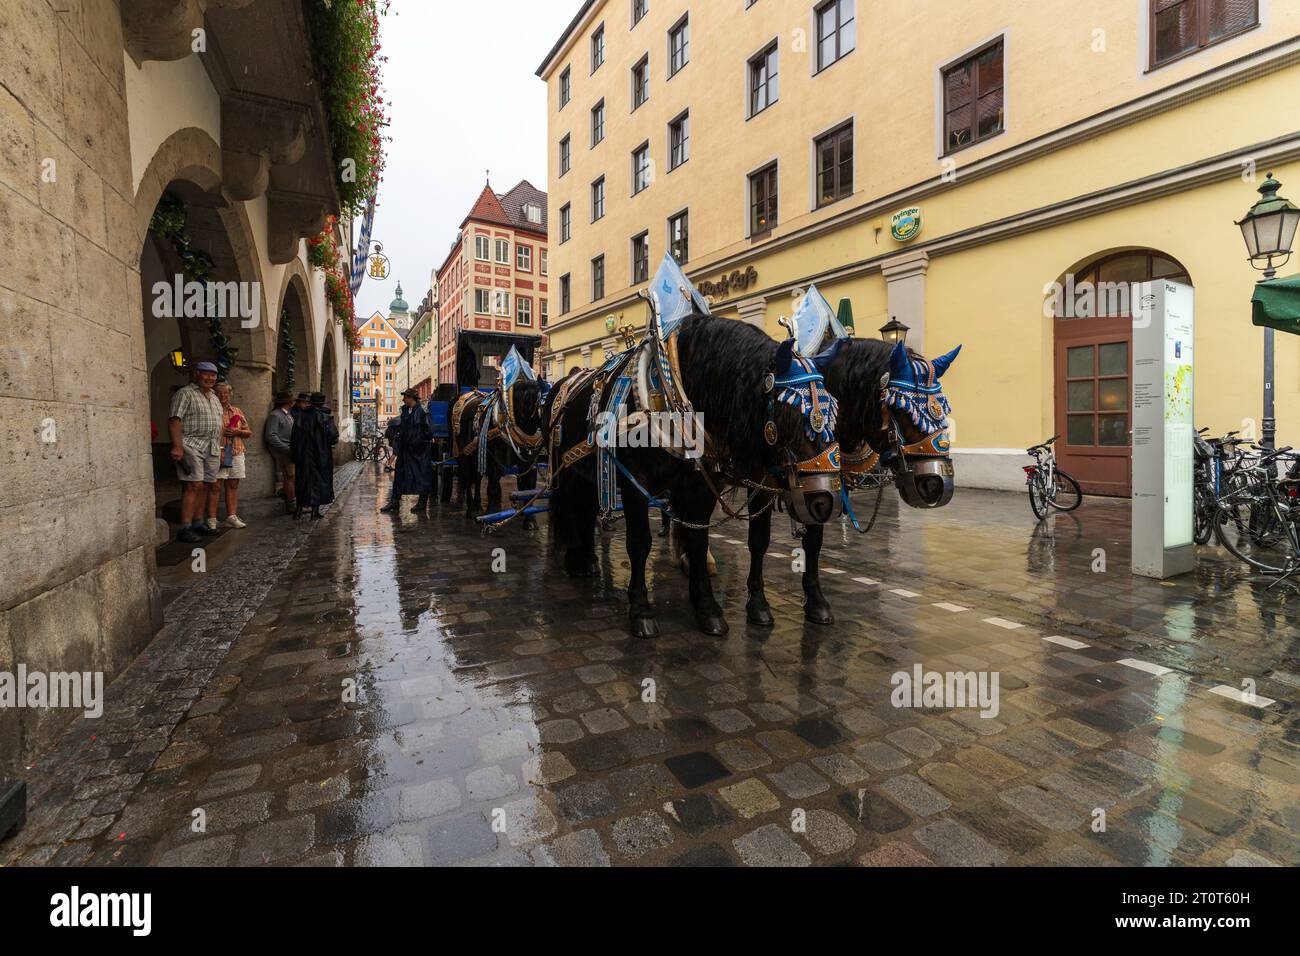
[223,360,279,518]
[736,296,768,331]
[881,250,931,353]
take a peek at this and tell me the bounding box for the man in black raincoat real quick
[381,389,434,514]
[290,392,338,521]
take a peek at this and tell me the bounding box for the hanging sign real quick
[367,252,391,280]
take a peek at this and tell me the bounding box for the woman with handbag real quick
[215,383,254,529]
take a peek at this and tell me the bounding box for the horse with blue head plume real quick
[743,285,962,627]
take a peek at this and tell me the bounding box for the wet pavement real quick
[2,467,1297,866]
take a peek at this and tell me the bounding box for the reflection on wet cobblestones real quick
[3,471,1296,866]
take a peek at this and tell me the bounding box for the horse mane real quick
[824,338,894,454]
[677,314,793,463]
[512,378,543,432]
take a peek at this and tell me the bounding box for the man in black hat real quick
[381,388,434,514]
[292,392,310,422]
[290,393,338,520]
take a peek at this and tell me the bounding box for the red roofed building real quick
[435,179,549,386]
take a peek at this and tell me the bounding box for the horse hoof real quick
[697,613,729,637]
[804,603,835,626]
[746,605,775,628]
[630,616,660,640]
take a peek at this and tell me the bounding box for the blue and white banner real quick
[351,196,377,297]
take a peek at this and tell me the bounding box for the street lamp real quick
[879,316,909,346]
[1237,174,1299,450]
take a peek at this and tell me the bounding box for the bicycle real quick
[1213,445,1300,578]
[1193,428,1248,545]
[354,434,386,463]
[1024,436,1083,520]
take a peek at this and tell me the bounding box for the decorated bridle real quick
[843,355,952,483]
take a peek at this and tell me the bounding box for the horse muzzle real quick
[895,457,955,509]
[783,445,842,525]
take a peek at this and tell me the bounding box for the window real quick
[591,24,605,72]
[942,38,1004,153]
[518,296,533,327]
[633,0,648,27]
[815,122,853,207]
[592,255,606,300]
[591,176,606,221]
[1150,0,1259,68]
[591,99,606,146]
[668,15,690,77]
[632,55,650,110]
[517,244,533,272]
[524,203,542,224]
[560,275,572,314]
[749,41,778,116]
[495,238,510,264]
[749,162,778,236]
[632,231,650,283]
[559,67,571,109]
[632,143,651,194]
[669,210,689,264]
[541,249,549,276]
[560,204,572,243]
[474,235,490,260]
[815,0,855,72]
[475,289,490,314]
[541,299,549,328]
[560,134,571,176]
[668,111,690,170]
[493,290,511,316]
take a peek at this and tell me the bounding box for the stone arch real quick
[273,259,319,394]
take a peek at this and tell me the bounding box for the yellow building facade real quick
[538,0,1300,493]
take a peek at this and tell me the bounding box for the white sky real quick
[353,0,578,321]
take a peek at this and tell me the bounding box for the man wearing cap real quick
[264,390,297,513]
[168,362,225,543]
[290,392,339,520]
[292,393,310,422]
[381,389,433,514]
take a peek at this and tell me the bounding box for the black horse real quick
[546,314,841,639]
[452,380,545,522]
[746,338,961,626]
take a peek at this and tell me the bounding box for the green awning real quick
[1251,274,1300,335]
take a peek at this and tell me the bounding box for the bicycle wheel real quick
[1193,481,1215,545]
[1049,470,1083,512]
[1213,495,1296,573]
[1028,475,1051,520]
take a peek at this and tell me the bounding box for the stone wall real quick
[0,0,161,772]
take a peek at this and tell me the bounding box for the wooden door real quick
[1054,315,1132,497]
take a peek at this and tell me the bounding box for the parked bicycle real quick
[1024,436,1083,519]
[1193,428,1248,545]
[1213,445,1300,579]
[354,434,386,463]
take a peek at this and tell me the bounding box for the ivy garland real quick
[279,311,297,393]
[148,194,239,381]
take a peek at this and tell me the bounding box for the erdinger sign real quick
[698,266,759,301]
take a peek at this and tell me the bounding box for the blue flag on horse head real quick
[500,345,535,391]
[792,284,850,358]
[649,253,710,341]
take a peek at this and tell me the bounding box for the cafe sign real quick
[890,207,923,242]
[698,266,759,301]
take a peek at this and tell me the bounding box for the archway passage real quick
[275,279,311,398]
[1052,250,1191,496]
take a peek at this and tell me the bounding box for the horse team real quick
[458,256,962,640]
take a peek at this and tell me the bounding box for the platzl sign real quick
[698,266,759,301]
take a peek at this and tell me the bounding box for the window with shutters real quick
[942,38,1004,155]
[1150,0,1259,69]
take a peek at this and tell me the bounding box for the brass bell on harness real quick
[764,421,779,446]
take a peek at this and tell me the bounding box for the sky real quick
[352,0,578,321]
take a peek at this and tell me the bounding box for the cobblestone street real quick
[3,468,1297,867]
